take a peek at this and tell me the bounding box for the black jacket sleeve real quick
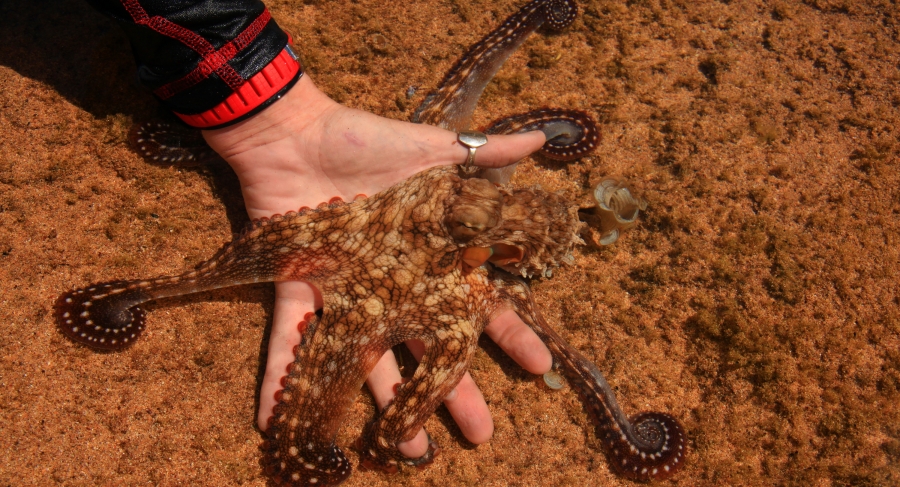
[86,0,291,117]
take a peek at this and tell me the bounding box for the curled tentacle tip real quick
[128,121,219,166]
[609,412,687,481]
[540,0,579,31]
[485,108,599,161]
[55,282,150,351]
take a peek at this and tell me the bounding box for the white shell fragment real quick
[591,179,647,245]
[543,370,566,390]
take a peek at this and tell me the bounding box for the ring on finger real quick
[457,130,488,169]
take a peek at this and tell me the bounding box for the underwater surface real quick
[1,0,898,485]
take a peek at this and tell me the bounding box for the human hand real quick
[203,74,552,458]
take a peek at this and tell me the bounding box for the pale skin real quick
[202,74,552,458]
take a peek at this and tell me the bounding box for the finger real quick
[485,309,552,375]
[441,371,494,443]
[365,349,431,458]
[258,281,322,431]
[463,131,547,168]
[405,341,494,445]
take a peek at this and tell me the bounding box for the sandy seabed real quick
[1,0,899,485]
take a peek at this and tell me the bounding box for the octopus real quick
[55,0,686,485]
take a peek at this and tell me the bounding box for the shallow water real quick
[1,0,898,485]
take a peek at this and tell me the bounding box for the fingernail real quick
[444,388,459,402]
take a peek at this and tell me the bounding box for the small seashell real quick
[590,179,646,245]
[543,370,565,390]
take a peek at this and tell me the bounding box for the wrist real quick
[201,74,344,221]
[201,74,337,158]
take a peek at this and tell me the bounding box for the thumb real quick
[457,130,547,168]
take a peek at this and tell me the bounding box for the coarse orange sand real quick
[1,0,898,485]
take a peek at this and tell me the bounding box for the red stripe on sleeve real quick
[119,1,275,99]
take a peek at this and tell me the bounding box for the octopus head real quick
[445,178,503,242]
[446,176,582,277]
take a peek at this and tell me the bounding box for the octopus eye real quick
[449,206,495,241]
[447,178,502,242]
[461,221,486,232]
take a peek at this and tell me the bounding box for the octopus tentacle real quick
[53,164,459,352]
[128,121,220,166]
[263,310,386,486]
[54,206,355,351]
[485,108,599,161]
[54,282,149,351]
[357,310,482,472]
[477,108,599,184]
[492,272,686,481]
[413,0,578,131]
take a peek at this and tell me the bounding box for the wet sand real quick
[1,0,898,485]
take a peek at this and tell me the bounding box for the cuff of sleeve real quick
[175,45,303,130]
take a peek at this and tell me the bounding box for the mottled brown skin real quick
[264,172,584,485]
[54,165,685,484]
[56,0,688,485]
[56,166,583,485]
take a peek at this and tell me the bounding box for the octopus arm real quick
[356,306,484,473]
[413,0,578,131]
[491,271,686,481]
[484,108,600,162]
[54,211,340,351]
[263,307,391,487]
[129,121,221,166]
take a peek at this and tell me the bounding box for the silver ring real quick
[457,130,488,169]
